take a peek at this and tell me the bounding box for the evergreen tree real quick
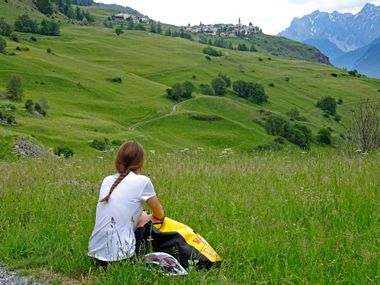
[36,0,53,15]
[0,37,6,53]
[6,76,24,101]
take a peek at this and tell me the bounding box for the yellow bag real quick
[135,217,221,269]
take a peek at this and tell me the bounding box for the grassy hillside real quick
[0,2,380,157]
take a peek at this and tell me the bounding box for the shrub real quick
[188,114,222,121]
[30,36,37,42]
[233,80,268,104]
[35,99,48,116]
[90,139,107,151]
[25,99,34,111]
[211,77,227,96]
[0,36,6,53]
[264,115,312,149]
[39,19,60,36]
[268,82,275,87]
[46,48,52,54]
[218,73,231,88]
[6,75,24,101]
[317,97,337,115]
[285,77,290,82]
[0,18,12,37]
[237,43,248,51]
[331,73,338,78]
[317,128,332,145]
[337,98,343,105]
[205,55,211,61]
[199,84,214,95]
[286,108,300,121]
[14,14,38,34]
[115,28,123,36]
[250,45,257,52]
[202,46,222,57]
[167,81,194,102]
[54,145,74,158]
[10,33,19,42]
[107,77,122,83]
[182,81,194,99]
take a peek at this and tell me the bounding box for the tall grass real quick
[0,152,379,284]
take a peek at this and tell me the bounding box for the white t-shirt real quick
[88,172,156,261]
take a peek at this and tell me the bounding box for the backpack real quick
[135,217,221,269]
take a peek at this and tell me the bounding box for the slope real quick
[0,4,379,156]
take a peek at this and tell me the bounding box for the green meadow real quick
[0,152,379,284]
[0,2,380,284]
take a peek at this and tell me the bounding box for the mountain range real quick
[279,3,380,78]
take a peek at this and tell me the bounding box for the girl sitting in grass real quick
[88,141,164,266]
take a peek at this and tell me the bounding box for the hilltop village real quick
[183,19,262,38]
[111,13,262,38]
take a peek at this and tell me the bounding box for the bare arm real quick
[147,196,164,222]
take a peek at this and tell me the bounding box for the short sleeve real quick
[141,179,156,202]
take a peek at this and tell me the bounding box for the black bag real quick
[134,217,221,269]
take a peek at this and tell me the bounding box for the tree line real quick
[35,0,94,23]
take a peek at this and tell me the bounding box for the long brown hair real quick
[99,141,144,203]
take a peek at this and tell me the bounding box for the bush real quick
[218,73,231,88]
[202,46,222,57]
[166,81,194,102]
[331,73,338,78]
[199,84,214,95]
[35,99,48,116]
[25,99,34,111]
[317,128,332,145]
[0,36,6,53]
[107,77,122,83]
[46,48,52,54]
[317,97,337,115]
[14,14,38,34]
[205,55,211,61]
[39,19,60,36]
[264,115,312,149]
[268,83,275,87]
[10,33,19,42]
[30,36,37,42]
[54,145,74,158]
[211,77,227,96]
[232,80,268,104]
[286,108,300,121]
[6,75,24,101]
[0,18,12,37]
[188,114,222,121]
[90,139,107,151]
[237,43,248,51]
[337,98,343,105]
[115,28,123,36]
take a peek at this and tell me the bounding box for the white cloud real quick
[98,0,380,34]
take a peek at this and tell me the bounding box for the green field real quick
[0,152,379,284]
[1,2,379,156]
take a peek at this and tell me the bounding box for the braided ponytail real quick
[99,141,145,203]
[99,170,130,203]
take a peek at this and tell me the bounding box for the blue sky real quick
[98,0,380,34]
